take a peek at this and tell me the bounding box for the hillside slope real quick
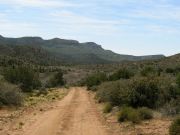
[0,35,165,65]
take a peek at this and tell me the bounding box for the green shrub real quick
[117,107,132,122]
[97,77,161,108]
[117,107,153,124]
[169,117,180,135]
[96,80,131,106]
[0,81,23,106]
[109,68,134,81]
[128,109,141,124]
[141,66,157,77]
[157,76,180,107]
[46,70,65,88]
[138,107,153,120]
[96,75,179,110]
[117,107,141,124]
[103,102,112,113]
[157,68,163,76]
[86,72,107,90]
[161,99,180,116]
[166,68,175,74]
[3,66,41,92]
[177,73,180,88]
[130,78,160,108]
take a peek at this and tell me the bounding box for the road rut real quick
[21,87,109,135]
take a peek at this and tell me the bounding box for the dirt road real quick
[3,87,110,135]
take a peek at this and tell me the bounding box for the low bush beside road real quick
[0,81,23,107]
[117,106,153,124]
[169,117,180,135]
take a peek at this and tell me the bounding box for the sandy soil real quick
[0,87,111,135]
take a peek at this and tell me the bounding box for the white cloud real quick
[131,7,180,21]
[0,14,39,37]
[51,11,127,25]
[49,10,128,35]
[0,0,76,8]
[143,24,180,35]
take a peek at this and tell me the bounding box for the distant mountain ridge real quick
[0,35,165,65]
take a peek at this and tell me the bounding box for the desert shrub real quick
[46,70,65,88]
[165,67,180,75]
[97,77,161,108]
[3,66,41,92]
[130,78,160,108]
[161,99,180,116]
[177,73,180,88]
[157,68,163,76]
[140,66,157,77]
[0,81,23,106]
[128,109,141,124]
[117,107,133,122]
[96,75,179,110]
[109,68,134,81]
[169,117,180,135]
[138,107,153,120]
[166,68,175,74]
[96,80,131,106]
[117,107,153,124]
[175,67,180,74]
[103,102,112,113]
[117,107,141,124]
[86,72,107,90]
[157,76,180,114]
[159,84,179,107]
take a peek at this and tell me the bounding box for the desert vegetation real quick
[3,66,41,92]
[0,81,23,107]
[117,106,153,124]
[169,117,180,135]
[0,35,179,134]
[84,55,180,128]
[46,70,65,88]
[0,64,68,108]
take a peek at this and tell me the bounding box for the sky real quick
[0,0,180,56]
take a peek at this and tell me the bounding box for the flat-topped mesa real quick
[0,35,166,64]
[17,37,44,43]
[20,36,43,40]
[49,38,79,45]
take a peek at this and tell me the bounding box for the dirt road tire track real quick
[4,87,110,135]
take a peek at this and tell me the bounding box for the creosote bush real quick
[85,72,107,90]
[46,70,65,88]
[130,78,159,108]
[97,77,160,108]
[177,73,180,88]
[140,66,157,77]
[109,68,134,81]
[0,81,23,106]
[169,117,180,135]
[3,66,41,92]
[96,80,131,106]
[166,68,175,74]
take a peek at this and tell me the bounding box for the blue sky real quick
[0,0,180,56]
